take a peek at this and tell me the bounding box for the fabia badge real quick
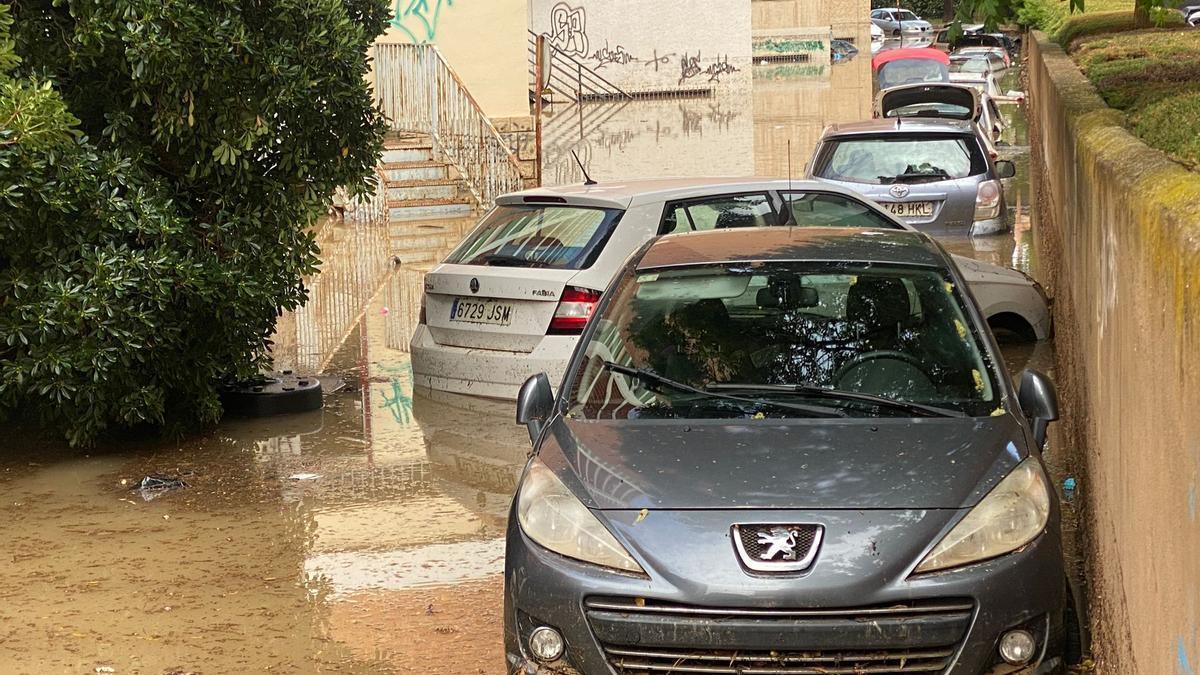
[889,184,910,199]
[470,278,480,294]
[733,524,823,572]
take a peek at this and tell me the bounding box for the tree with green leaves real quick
[0,0,390,445]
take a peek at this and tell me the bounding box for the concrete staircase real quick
[381,134,477,222]
[378,133,480,266]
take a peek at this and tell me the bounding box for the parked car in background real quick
[874,82,1007,157]
[506,225,1073,675]
[873,47,950,90]
[949,68,1004,99]
[950,52,1004,77]
[1189,7,1200,25]
[870,7,934,36]
[955,45,1011,69]
[871,21,885,48]
[809,118,1016,237]
[411,178,1049,399]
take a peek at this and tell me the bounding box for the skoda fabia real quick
[505,227,1073,674]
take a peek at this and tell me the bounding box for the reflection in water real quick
[0,22,1051,673]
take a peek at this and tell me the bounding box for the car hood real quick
[540,416,1028,511]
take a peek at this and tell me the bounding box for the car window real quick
[877,60,950,89]
[660,194,775,234]
[950,57,991,74]
[782,192,899,229]
[445,205,623,269]
[816,134,985,185]
[896,10,919,21]
[567,262,998,419]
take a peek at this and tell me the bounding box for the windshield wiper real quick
[601,362,845,418]
[706,383,965,418]
[476,253,549,268]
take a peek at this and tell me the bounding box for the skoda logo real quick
[889,184,910,199]
[469,278,480,294]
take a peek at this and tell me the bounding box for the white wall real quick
[529,0,753,94]
[375,0,530,120]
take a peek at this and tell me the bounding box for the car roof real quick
[822,117,975,136]
[636,227,948,270]
[498,177,872,210]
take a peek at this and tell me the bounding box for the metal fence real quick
[374,43,526,208]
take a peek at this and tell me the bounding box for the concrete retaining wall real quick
[1027,31,1200,673]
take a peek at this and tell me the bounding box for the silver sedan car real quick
[808,118,1015,237]
[870,7,933,37]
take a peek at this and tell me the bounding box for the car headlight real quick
[517,459,645,574]
[915,458,1051,574]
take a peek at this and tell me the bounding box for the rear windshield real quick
[816,134,986,185]
[444,205,623,270]
[877,60,950,89]
[950,56,993,74]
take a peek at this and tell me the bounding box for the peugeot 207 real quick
[505,227,1077,674]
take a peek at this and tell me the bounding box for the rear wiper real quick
[881,170,951,184]
[707,383,965,418]
[477,253,549,268]
[601,362,845,418]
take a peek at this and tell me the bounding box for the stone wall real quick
[529,0,753,94]
[1027,31,1200,674]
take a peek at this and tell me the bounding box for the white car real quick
[874,82,1007,157]
[410,179,1051,399]
[949,70,1003,100]
[954,46,1011,69]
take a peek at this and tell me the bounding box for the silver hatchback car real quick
[808,118,1015,237]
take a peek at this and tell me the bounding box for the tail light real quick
[547,286,601,335]
[974,179,1003,220]
[419,293,427,325]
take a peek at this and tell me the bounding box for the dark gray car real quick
[809,118,1016,237]
[505,227,1072,674]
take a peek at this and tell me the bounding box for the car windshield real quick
[567,262,998,419]
[878,60,950,89]
[885,102,974,120]
[816,135,984,185]
[896,10,920,21]
[444,205,623,269]
[950,57,992,74]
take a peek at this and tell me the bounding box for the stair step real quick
[383,164,449,182]
[382,147,435,164]
[388,199,475,222]
[387,183,461,202]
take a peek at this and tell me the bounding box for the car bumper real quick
[505,511,1065,675]
[410,324,575,400]
[972,215,1010,236]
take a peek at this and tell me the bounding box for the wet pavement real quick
[0,37,1070,675]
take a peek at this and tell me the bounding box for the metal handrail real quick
[374,43,527,207]
[527,30,632,102]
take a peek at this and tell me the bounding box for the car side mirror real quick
[995,159,1016,179]
[1017,369,1059,450]
[516,373,555,446]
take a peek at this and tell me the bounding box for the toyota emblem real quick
[889,184,910,199]
[469,278,480,294]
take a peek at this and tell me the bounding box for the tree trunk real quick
[944,0,955,21]
[1134,1,1152,28]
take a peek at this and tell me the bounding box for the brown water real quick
[0,43,1057,675]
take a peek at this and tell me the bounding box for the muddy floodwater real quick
[0,41,1074,674]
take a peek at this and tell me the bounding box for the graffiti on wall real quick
[549,2,590,57]
[540,1,746,90]
[392,0,455,43]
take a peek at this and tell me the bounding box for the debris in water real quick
[1063,477,1077,502]
[288,473,321,481]
[95,667,116,674]
[133,474,189,502]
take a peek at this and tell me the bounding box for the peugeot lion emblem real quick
[469,278,480,294]
[758,528,801,561]
[733,524,824,572]
[889,184,910,199]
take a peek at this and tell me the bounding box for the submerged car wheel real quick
[988,312,1037,343]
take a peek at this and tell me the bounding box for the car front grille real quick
[585,597,973,675]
